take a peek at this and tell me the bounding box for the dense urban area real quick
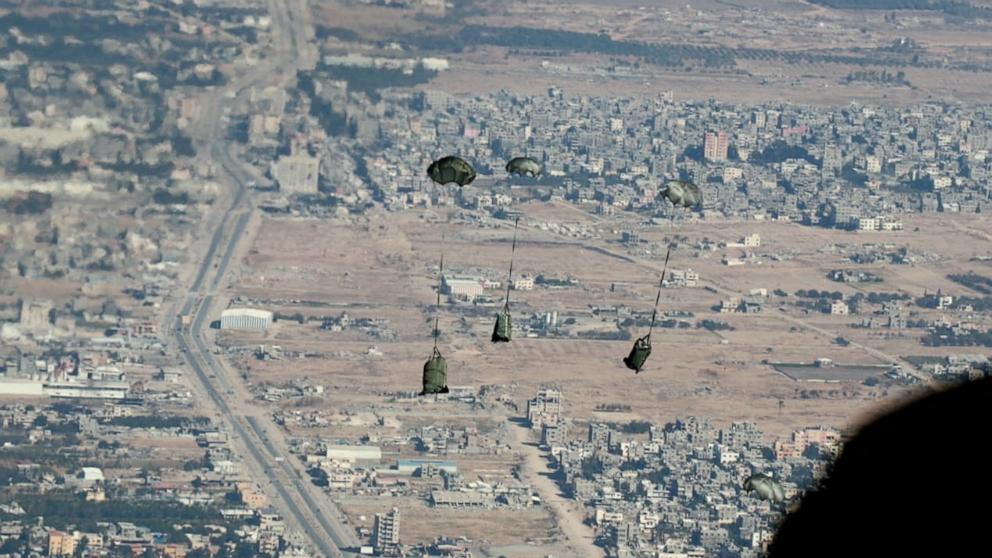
[2,1,991,558]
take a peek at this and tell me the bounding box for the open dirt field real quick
[313,0,992,105]
[219,205,992,438]
[337,495,559,547]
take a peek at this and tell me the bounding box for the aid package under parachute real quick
[422,347,449,395]
[624,335,652,373]
[492,310,512,343]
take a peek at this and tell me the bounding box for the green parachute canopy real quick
[659,179,703,209]
[428,156,476,187]
[505,156,543,177]
[744,474,786,502]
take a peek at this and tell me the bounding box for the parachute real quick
[492,217,520,343]
[659,179,703,209]
[427,156,476,187]
[744,473,786,502]
[505,156,543,177]
[421,250,449,395]
[623,246,672,373]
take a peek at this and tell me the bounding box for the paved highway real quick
[169,2,355,556]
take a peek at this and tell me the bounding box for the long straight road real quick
[167,2,356,556]
[508,421,605,558]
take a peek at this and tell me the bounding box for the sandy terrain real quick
[217,205,992,444]
[313,0,992,105]
[337,495,559,547]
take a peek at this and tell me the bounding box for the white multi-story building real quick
[372,507,400,556]
[527,389,562,431]
[513,277,535,291]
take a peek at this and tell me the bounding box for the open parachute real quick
[505,156,542,177]
[659,179,703,209]
[744,473,786,502]
[427,156,476,187]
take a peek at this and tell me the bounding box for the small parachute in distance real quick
[659,179,703,209]
[505,157,543,177]
[744,473,786,502]
[428,156,476,187]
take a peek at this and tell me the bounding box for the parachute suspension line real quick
[433,238,445,352]
[503,217,520,311]
[647,245,673,339]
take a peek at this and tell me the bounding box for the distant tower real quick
[372,507,401,556]
[704,131,730,161]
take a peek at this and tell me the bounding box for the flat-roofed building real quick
[48,530,76,557]
[527,389,562,430]
[442,275,484,299]
[395,459,457,474]
[220,308,273,331]
[325,445,382,463]
[430,490,493,508]
[273,152,320,194]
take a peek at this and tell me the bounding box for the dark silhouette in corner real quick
[769,375,992,557]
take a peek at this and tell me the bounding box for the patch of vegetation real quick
[948,273,992,295]
[795,289,844,300]
[317,63,438,102]
[315,26,361,42]
[616,420,652,434]
[916,294,992,311]
[102,415,209,429]
[152,188,190,205]
[698,319,734,331]
[807,0,992,19]
[843,69,910,85]
[99,161,175,179]
[922,326,992,347]
[2,191,53,215]
[3,492,222,535]
[578,329,632,341]
[405,24,927,72]
[578,456,604,479]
